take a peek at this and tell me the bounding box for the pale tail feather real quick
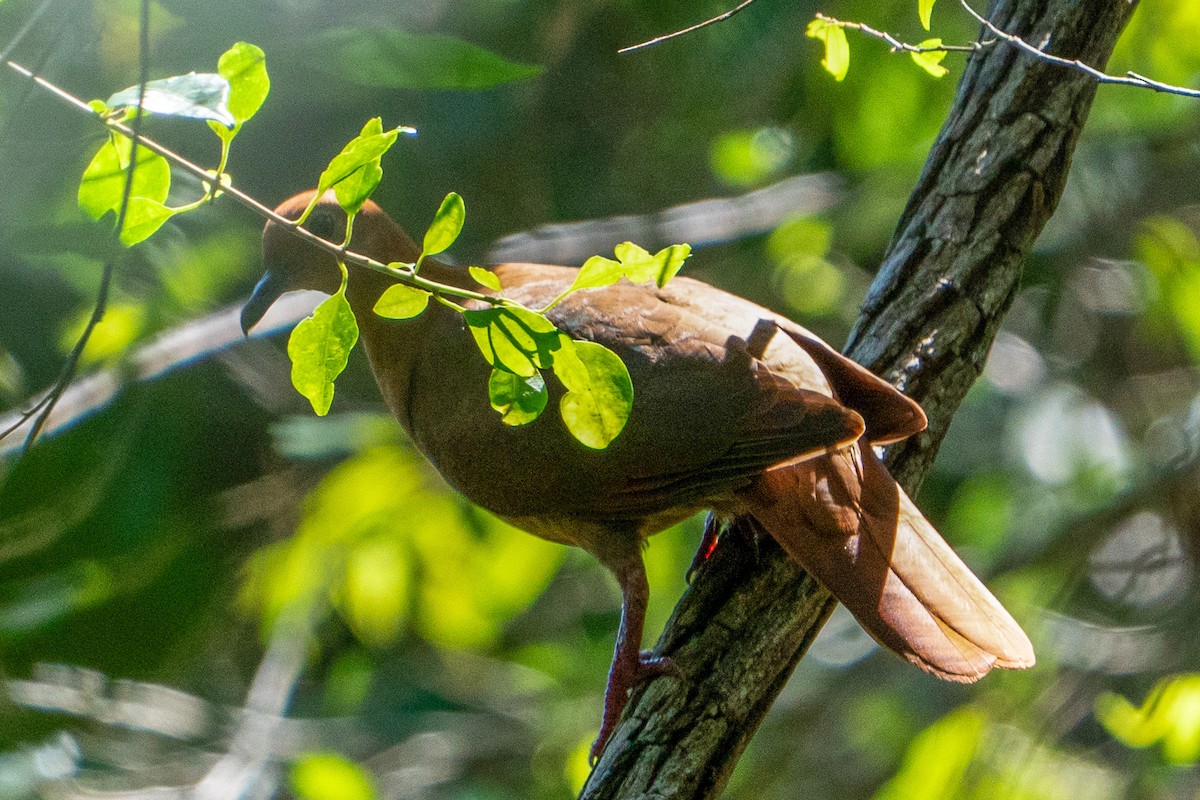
[746,443,1034,681]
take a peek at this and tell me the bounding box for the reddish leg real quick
[591,553,671,763]
[686,512,722,583]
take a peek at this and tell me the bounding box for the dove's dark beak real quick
[240,271,288,336]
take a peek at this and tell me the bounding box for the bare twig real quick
[816,13,990,55]
[618,0,762,54]
[961,0,1200,99]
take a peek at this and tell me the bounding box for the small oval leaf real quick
[911,40,950,78]
[423,192,465,256]
[805,19,850,82]
[288,289,360,416]
[464,307,561,378]
[374,284,431,319]
[78,134,171,220]
[551,338,633,449]
[316,118,401,215]
[468,265,501,292]
[488,369,548,426]
[218,42,269,125]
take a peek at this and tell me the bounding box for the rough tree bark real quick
[580,0,1139,797]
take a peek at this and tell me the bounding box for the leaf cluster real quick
[72,43,691,450]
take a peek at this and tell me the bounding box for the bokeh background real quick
[2,0,1200,798]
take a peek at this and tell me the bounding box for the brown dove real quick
[242,190,1034,758]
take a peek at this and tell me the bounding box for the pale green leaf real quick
[78,134,170,220]
[469,266,502,291]
[911,40,949,78]
[565,243,691,296]
[551,338,633,450]
[288,289,360,416]
[290,753,376,800]
[488,369,548,426]
[106,73,235,127]
[217,42,269,125]
[315,118,400,216]
[311,28,543,90]
[805,19,850,82]
[422,192,465,256]
[919,0,936,30]
[464,306,560,378]
[373,283,431,319]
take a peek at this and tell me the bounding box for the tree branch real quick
[580,0,1139,796]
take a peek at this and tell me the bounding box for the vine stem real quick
[0,58,505,309]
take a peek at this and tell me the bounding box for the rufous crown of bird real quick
[242,188,1034,762]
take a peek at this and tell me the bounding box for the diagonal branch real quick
[580,0,1139,797]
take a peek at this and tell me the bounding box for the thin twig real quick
[816,13,990,55]
[961,0,1200,98]
[618,0,762,54]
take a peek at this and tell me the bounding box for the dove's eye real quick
[306,208,339,241]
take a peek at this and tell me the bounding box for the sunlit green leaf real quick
[217,42,269,125]
[288,288,360,415]
[312,28,543,89]
[464,306,561,378]
[488,369,548,426]
[291,753,376,800]
[469,266,502,291]
[806,18,850,82]
[911,40,949,78]
[551,338,633,449]
[373,283,431,319]
[422,192,465,256]
[919,0,936,30]
[564,242,691,297]
[106,72,235,127]
[315,118,401,217]
[78,134,170,220]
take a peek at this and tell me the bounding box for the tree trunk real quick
[579,0,1138,796]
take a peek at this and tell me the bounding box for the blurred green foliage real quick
[0,0,1199,798]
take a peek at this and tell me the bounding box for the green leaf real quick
[311,28,543,89]
[564,242,691,296]
[217,42,269,125]
[373,283,431,319]
[315,118,401,217]
[464,307,561,378]
[911,40,949,78]
[288,289,360,416]
[119,197,177,246]
[469,266,502,291]
[422,192,465,256]
[805,18,850,82]
[488,369,548,426]
[290,752,376,800]
[106,73,235,127]
[551,339,633,450]
[919,0,936,30]
[78,134,170,220]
